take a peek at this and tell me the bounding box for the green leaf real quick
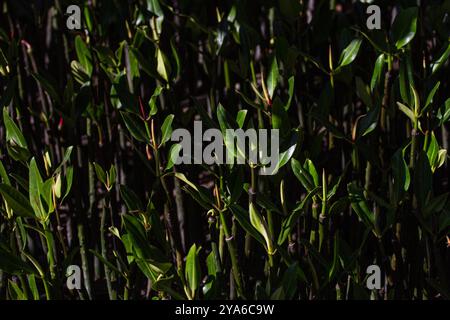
[391,7,418,49]
[230,204,265,246]
[328,233,340,280]
[89,249,123,276]
[267,56,279,98]
[27,274,39,300]
[148,86,163,116]
[42,179,54,213]
[236,89,262,110]
[75,35,93,76]
[249,203,273,254]
[120,111,149,143]
[411,85,420,116]
[0,159,11,185]
[437,149,447,170]
[3,107,27,149]
[421,81,440,116]
[93,162,107,185]
[29,158,45,220]
[7,281,24,300]
[62,166,73,202]
[437,98,450,125]
[279,262,307,299]
[236,110,247,128]
[166,144,182,170]
[10,174,28,192]
[414,151,432,210]
[174,172,215,207]
[392,147,410,203]
[336,39,362,70]
[370,54,385,92]
[285,76,295,110]
[160,114,174,146]
[297,50,328,74]
[291,158,315,191]
[357,106,380,138]
[347,182,376,232]
[304,159,319,187]
[54,146,74,174]
[270,135,297,174]
[122,214,170,272]
[0,47,8,76]
[156,48,170,82]
[431,43,450,74]
[397,102,415,122]
[399,61,412,106]
[185,244,201,299]
[147,0,164,17]
[71,60,90,85]
[203,252,219,298]
[217,104,239,160]
[120,185,144,212]
[0,242,36,275]
[83,6,93,32]
[327,172,345,201]
[170,36,181,79]
[108,165,116,187]
[131,47,164,82]
[217,103,234,133]
[0,184,35,218]
[272,97,290,133]
[278,187,319,245]
[425,132,439,171]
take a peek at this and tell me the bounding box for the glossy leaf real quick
[267,56,279,98]
[160,114,174,146]
[0,184,35,218]
[120,111,149,143]
[391,7,418,49]
[336,39,362,70]
[185,244,201,299]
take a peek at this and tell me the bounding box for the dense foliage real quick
[0,0,450,300]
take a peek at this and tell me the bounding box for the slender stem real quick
[319,169,327,252]
[123,276,130,300]
[219,210,245,299]
[101,198,116,300]
[9,221,29,299]
[43,222,56,280]
[77,224,93,299]
[53,192,67,257]
[42,278,51,300]
[246,165,257,258]
[310,200,319,247]
[150,120,183,278]
[409,123,418,169]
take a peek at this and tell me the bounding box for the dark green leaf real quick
[370,54,385,92]
[347,182,375,231]
[0,242,36,275]
[185,244,201,298]
[160,114,174,146]
[336,39,362,70]
[267,56,279,98]
[391,7,418,49]
[120,111,149,143]
[0,184,34,218]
